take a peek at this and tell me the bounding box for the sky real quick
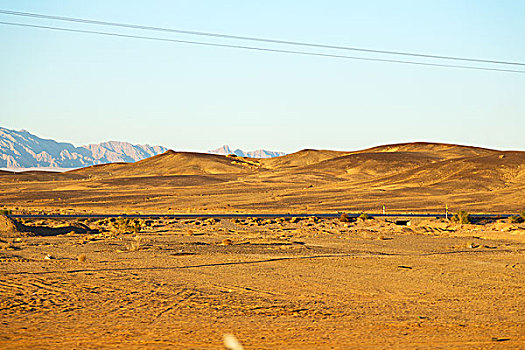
[1,1,524,153]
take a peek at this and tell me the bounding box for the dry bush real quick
[339,213,351,222]
[508,215,522,224]
[111,218,141,234]
[77,254,87,262]
[453,210,471,224]
[95,219,107,226]
[358,213,372,221]
[206,218,218,225]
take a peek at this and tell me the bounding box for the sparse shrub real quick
[77,254,87,262]
[206,218,218,225]
[520,211,525,222]
[508,215,523,224]
[339,213,351,222]
[358,213,372,221]
[110,217,141,234]
[132,219,141,233]
[453,210,471,224]
[0,209,12,216]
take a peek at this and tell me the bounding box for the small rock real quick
[224,334,244,350]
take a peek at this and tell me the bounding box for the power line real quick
[1,8,524,67]
[1,21,524,74]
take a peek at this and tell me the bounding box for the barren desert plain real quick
[1,142,524,349]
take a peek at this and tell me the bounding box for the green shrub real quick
[453,210,471,224]
[358,213,371,221]
[509,215,523,224]
[520,211,525,221]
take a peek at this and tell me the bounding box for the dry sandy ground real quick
[1,217,524,349]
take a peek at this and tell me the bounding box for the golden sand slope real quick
[1,142,524,213]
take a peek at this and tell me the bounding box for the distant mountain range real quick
[208,145,286,158]
[0,127,167,169]
[0,127,287,169]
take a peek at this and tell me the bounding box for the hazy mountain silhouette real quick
[208,145,285,158]
[0,127,167,169]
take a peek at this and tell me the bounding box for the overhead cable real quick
[1,21,524,74]
[1,9,524,67]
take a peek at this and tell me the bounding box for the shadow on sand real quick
[0,215,97,237]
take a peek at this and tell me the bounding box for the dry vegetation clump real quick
[95,219,107,226]
[508,215,522,224]
[205,218,219,225]
[77,254,87,262]
[508,211,525,223]
[308,216,319,223]
[452,210,471,224]
[111,217,142,234]
[0,209,12,215]
[340,213,351,222]
[358,213,372,221]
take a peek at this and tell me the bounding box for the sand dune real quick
[360,142,498,159]
[1,142,524,213]
[258,149,348,169]
[70,150,258,177]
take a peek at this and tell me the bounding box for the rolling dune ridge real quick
[1,142,524,214]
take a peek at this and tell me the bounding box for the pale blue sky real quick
[1,1,524,152]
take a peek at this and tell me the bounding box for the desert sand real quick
[1,142,524,349]
[1,143,525,215]
[0,215,524,349]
